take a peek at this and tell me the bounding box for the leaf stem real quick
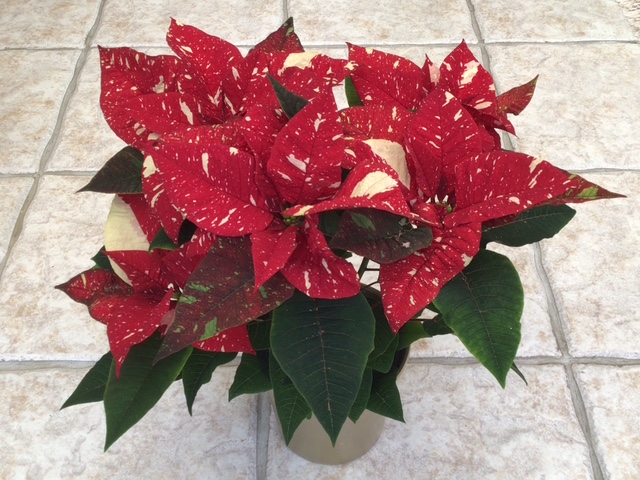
[357,258,370,278]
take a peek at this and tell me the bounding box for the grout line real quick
[0,0,107,285]
[533,243,605,480]
[283,0,289,20]
[255,393,271,480]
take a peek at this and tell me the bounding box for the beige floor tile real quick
[267,364,592,479]
[0,50,80,174]
[0,0,101,49]
[288,0,477,45]
[93,0,283,47]
[0,178,33,263]
[487,43,640,170]
[411,244,560,359]
[541,172,639,358]
[0,366,256,479]
[0,175,112,360]
[574,365,640,480]
[473,0,636,42]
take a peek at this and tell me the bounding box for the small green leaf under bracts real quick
[61,352,113,409]
[228,351,271,401]
[267,74,309,119]
[103,334,192,451]
[182,349,236,415]
[344,76,364,107]
[78,146,144,194]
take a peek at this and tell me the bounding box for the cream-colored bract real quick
[104,195,150,285]
[363,139,410,188]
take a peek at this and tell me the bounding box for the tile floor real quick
[0,0,639,479]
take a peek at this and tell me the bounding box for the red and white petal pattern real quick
[142,155,184,243]
[105,250,173,295]
[249,17,304,55]
[405,88,482,197]
[222,50,278,116]
[267,94,344,205]
[348,44,426,111]
[282,218,360,299]
[251,224,298,289]
[340,104,412,144]
[55,269,133,313]
[151,141,273,236]
[380,222,481,331]
[284,157,411,218]
[99,290,174,376]
[166,19,242,108]
[447,151,593,227]
[193,323,255,354]
[118,193,162,243]
[270,52,350,99]
[438,41,498,115]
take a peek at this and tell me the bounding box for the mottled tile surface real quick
[0,366,256,480]
[0,176,112,359]
[0,50,80,174]
[94,0,283,47]
[574,365,640,479]
[0,0,101,49]
[267,364,592,479]
[289,0,477,45]
[474,0,636,42]
[488,43,640,170]
[541,173,639,358]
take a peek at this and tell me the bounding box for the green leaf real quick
[433,250,523,387]
[269,352,312,444]
[367,367,404,422]
[482,204,576,247]
[348,368,373,423]
[345,76,364,107]
[267,74,309,119]
[362,287,397,368]
[247,319,271,351]
[270,291,376,445]
[397,321,430,350]
[331,209,432,264]
[511,362,528,385]
[61,352,113,409]
[149,228,178,252]
[423,315,454,337]
[91,247,113,271]
[228,351,271,401]
[182,349,236,415]
[368,336,399,373]
[78,146,144,194]
[103,335,192,450]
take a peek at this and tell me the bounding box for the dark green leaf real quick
[345,76,364,107]
[228,351,271,401]
[247,319,271,351]
[482,204,576,247]
[269,352,311,444]
[362,287,397,367]
[331,209,432,264]
[270,291,376,445]
[423,315,454,337]
[61,352,113,409]
[368,336,399,373]
[267,75,309,119]
[348,368,373,423]
[91,247,113,271]
[177,219,197,246]
[367,367,404,422]
[149,228,178,252]
[397,321,430,350]
[433,250,523,387]
[511,362,528,386]
[103,335,192,450]
[78,146,144,194]
[182,349,236,415]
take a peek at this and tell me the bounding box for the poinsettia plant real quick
[57,18,623,451]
